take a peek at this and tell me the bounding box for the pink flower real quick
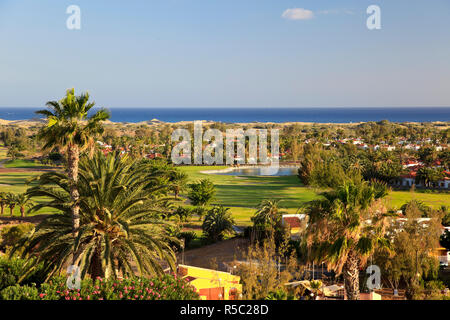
[39,293,46,298]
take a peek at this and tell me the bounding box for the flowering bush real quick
[0,274,200,300]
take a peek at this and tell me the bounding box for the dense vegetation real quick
[0,89,449,300]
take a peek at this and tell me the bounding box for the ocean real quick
[0,107,449,124]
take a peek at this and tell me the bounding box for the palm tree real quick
[0,192,7,215]
[169,170,188,199]
[202,206,235,242]
[17,151,178,280]
[35,88,110,239]
[251,199,286,239]
[304,180,391,300]
[5,193,17,217]
[15,193,34,218]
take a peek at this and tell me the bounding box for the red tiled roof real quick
[284,217,302,229]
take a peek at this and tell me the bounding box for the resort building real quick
[282,214,308,240]
[177,265,242,300]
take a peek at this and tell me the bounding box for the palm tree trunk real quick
[10,206,14,217]
[90,242,104,280]
[0,204,4,215]
[343,249,360,300]
[67,145,80,239]
[20,207,25,218]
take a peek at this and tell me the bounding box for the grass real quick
[3,159,50,169]
[0,157,448,222]
[179,166,450,227]
[0,147,59,217]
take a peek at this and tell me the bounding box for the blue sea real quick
[0,107,449,123]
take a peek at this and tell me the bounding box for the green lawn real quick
[3,159,50,169]
[0,147,59,217]
[179,166,450,226]
[0,161,448,222]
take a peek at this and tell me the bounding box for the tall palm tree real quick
[35,88,110,239]
[0,192,7,215]
[304,180,391,300]
[15,193,34,218]
[18,151,178,280]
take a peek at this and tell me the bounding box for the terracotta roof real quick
[284,217,302,229]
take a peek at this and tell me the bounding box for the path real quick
[178,238,249,271]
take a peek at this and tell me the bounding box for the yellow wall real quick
[178,265,242,300]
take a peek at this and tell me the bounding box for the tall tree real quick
[35,88,110,240]
[304,180,390,300]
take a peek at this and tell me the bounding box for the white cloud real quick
[281,8,314,21]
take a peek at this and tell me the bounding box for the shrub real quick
[188,179,216,207]
[0,275,200,300]
[202,206,235,242]
[179,231,197,248]
[171,206,194,222]
[192,206,207,221]
[0,256,47,291]
[0,223,35,251]
[0,284,40,300]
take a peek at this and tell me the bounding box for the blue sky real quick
[0,0,449,108]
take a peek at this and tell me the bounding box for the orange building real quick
[177,264,242,300]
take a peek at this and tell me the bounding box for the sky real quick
[0,0,449,109]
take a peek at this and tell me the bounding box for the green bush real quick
[0,274,200,300]
[171,206,194,222]
[202,206,235,242]
[0,223,35,250]
[179,231,197,248]
[0,256,47,291]
[188,179,216,207]
[0,284,40,300]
